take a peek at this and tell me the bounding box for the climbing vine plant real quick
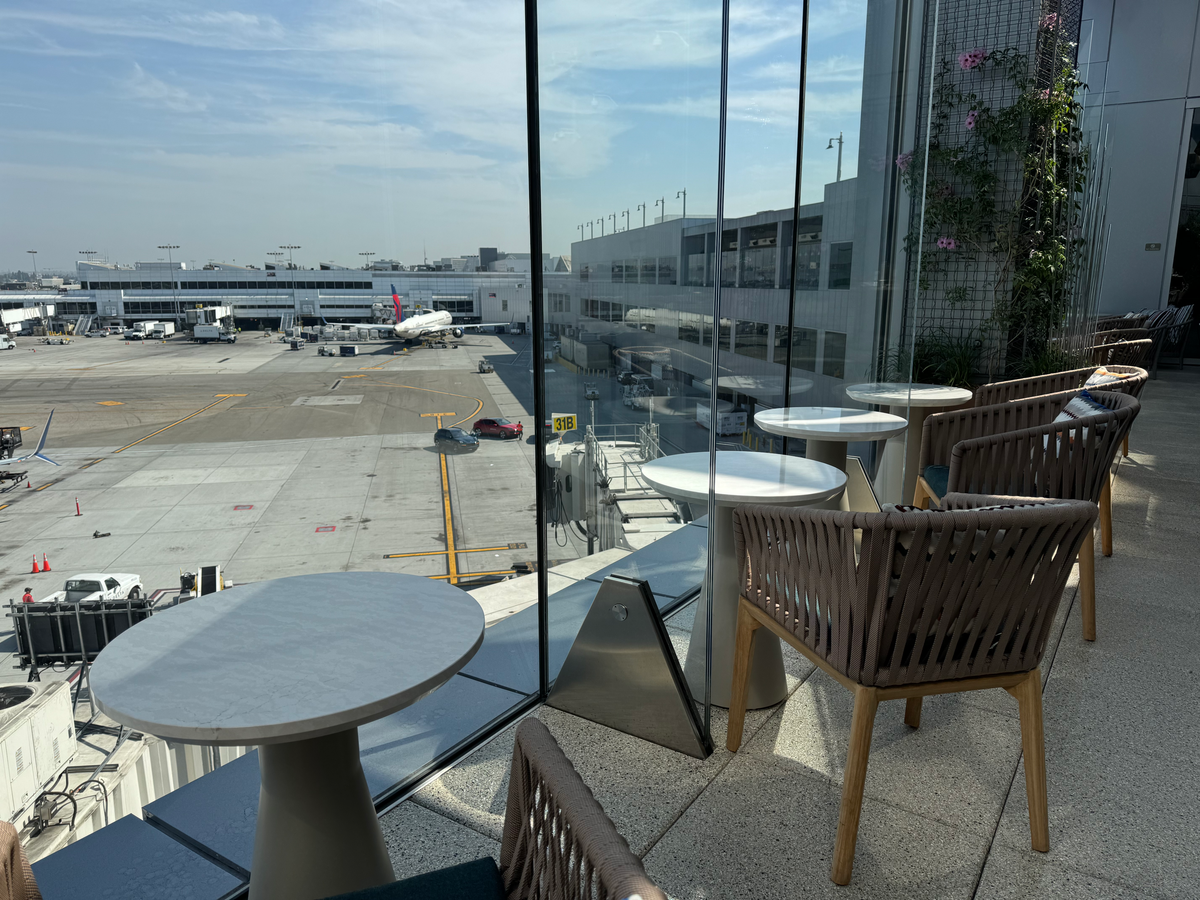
[897,13,1089,377]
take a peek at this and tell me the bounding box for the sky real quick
[0,0,867,272]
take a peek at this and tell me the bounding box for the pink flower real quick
[1040,88,1051,99]
[895,152,913,171]
[965,109,978,130]
[1040,13,1058,29]
[958,48,986,70]
[937,237,957,251]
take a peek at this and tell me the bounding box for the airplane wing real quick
[0,410,58,467]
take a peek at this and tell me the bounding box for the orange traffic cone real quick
[41,554,51,573]
[31,556,39,575]
[26,481,31,488]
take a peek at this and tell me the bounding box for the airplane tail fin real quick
[32,410,59,466]
[391,284,402,323]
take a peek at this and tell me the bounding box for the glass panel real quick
[536,0,722,736]
[13,0,540,856]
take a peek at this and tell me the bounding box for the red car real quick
[472,417,523,439]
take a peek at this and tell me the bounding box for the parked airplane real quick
[386,286,509,342]
[0,410,59,468]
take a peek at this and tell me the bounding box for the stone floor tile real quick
[380,801,500,881]
[737,669,1025,836]
[994,726,1200,897]
[974,844,1166,900]
[413,702,779,856]
[643,752,990,900]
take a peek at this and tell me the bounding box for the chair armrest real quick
[973,367,1094,407]
[500,718,666,900]
[919,390,1074,471]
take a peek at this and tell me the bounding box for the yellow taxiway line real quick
[114,396,234,453]
[439,450,458,585]
[384,545,518,560]
[430,570,516,582]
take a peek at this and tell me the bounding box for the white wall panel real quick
[1097,100,1188,313]
[1105,1,1197,103]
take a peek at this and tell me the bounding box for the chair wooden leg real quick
[831,686,879,886]
[1122,432,1129,457]
[726,599,760,753]
[904,696,923,728]
[1079,533,1096,641]
[912,478,928,509]
[1099,478,1113,557]
[1006,668,1049,852]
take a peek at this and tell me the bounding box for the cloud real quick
[125,62,203,111]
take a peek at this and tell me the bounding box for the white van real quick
[0,336,15,350]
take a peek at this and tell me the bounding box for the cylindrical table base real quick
[251,729,394,900]
[805,439,850,510]
[683,504,788,709]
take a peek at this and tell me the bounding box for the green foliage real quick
[900,20,1088,374]
[1009,342,1087,378]
[880,329,982,389]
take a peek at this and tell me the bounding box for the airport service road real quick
[0,334,543,620]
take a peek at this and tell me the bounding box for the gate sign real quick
[552,413,578,434]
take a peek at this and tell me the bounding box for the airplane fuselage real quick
[393,309,455,340]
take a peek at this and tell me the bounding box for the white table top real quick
[754,407,909,441]
[642,451,845,506]
[700,374,814,399]
[90,572,484,746]
[845,382,974,408]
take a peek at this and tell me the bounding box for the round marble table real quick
[642,452,846,709]
[845,382,973,505]
[90,572,484,900]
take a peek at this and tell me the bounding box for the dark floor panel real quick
[583,523,707,601]
[32,814,243,900]
[459,578,603,694]
[360,674,528,798]
[144,750,260,875]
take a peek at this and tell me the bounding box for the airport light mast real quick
[26,250,37,286]
[158,245,180,318]
[358,251,374,269]
[280,245,301,312]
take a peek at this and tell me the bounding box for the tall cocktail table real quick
[845,383,973,505]
[90,572,484,900]
[642,451,845,709]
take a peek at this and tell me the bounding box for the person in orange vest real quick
[21,588,33,604]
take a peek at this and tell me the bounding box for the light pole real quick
[358,251,374,269]
[587,221,593,239]
[157,244,179,318]
[608,213,616,234]
[26,251,37,286]
[621,210,630,231]
[596,217,605,237]
[827,132,844,182]
[677,189,687,220]
[578,224,584,241]
[280,244,300,314]
[637,203,646,228]
[654,197,665,224]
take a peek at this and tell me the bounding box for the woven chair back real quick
[947,389,1139,504]
[973,366,1095,407]
[501,718,666,900]
[732,498,1095,688]
[1090,338,1153,367]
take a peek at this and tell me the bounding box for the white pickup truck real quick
[44,573,144,604]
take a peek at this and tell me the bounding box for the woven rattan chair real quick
[501,718,665,900]
[326,718,663,900]
[911,389,1140,640]
[0,823,40,900]
[1088,337,1153,367]
[727,496,1097,886]
[973,365,1148,457]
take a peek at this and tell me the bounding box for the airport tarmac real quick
[0,333,549,635]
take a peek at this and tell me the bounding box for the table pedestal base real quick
[683,504,788,710]
[804,439,850,510]
[251,729,394,900]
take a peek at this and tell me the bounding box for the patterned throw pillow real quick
[1084,366,1135,388]
[1052,389,1110,425]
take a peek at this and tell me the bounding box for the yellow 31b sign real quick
[551,413,578,433]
